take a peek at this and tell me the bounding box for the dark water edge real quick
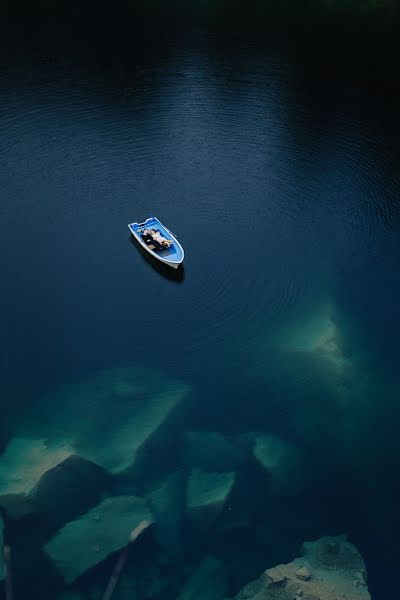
[1,0,400,47]
[1,3,400,600]
[1,0,400,104]
[2,0,399,23]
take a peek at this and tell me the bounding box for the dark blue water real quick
[1,20,400,600]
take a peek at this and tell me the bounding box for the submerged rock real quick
[0,437,111,527]
[148,470,185,561]
[302,534,367,574]
[253,434,309,494]
[0,493,32,520]
[186,468,235,530]
[0,438,74,496]
[0,438,74,517]
[44,495,153,583]
[177,556,228,600]
[66,368,189,473]
[76,387,188,475]
[295,566,311,581]
[64,368,190,474]
[8,367,190,476]
[256,299,354,389]
[280,301,345,363]
[32,455,112,531]
[235,535,370,600]
[183,432,247,472]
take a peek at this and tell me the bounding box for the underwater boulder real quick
[0,439,111,526]
[44,495,153,583]
[235,534,370,600]
[250,304,349,458]
[14,367,190,476]
[75,384,189,475]
[0,437,74,518]
[32,455,112,532]
[183,432,247,472]
[285,303,343,358]
[177,555,228,600]
[259,300,356,404]
[0,493,32,520]
[254,297,391,480]
[302,534,367,573]
[148,470,185,562]
[253,299,357,429]
[253,434,310,495]
[0,438,73,495]
[186,468,235,531]
[267,299,351,372]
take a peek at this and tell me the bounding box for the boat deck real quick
[152,245,177,257]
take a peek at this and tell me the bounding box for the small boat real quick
[128,216,184,269]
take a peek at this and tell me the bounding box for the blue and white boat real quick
[128,216,184,269]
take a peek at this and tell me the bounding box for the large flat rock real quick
[187,469,235,511]
[66,368,190,474]
[9,367,190,476]
[186,469,235,530]
[44,495,153,583]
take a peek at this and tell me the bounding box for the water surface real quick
[1,27,400,600]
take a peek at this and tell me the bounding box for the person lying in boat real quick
[150,229,173,248]
[141,229,154,244]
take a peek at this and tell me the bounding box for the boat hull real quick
[128,217,184,269]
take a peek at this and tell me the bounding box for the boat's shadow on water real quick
[129,237,185,283]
